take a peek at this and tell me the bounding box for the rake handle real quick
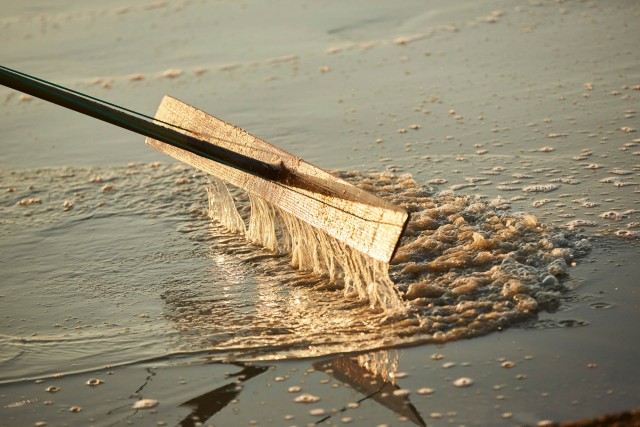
[0,65,283,181]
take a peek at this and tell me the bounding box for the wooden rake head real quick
[146,96,409,264]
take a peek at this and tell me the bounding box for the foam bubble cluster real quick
[339,171,593,339]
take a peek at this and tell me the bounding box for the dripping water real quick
[206,176,406,312]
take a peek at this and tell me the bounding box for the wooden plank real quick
[146,96,409,263]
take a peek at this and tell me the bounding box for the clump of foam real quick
[337,171,593,338]
[523,183,560,193]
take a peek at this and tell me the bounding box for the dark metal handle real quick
[0,65,283,181]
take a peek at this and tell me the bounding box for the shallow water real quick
[1,165,637,427]
[1,0,639,426]
[0,165,598,379]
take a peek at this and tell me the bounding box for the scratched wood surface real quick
[146,96,409,263]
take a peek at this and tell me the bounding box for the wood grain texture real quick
[146,96,409,263]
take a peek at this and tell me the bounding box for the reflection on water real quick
[161,226,395,359]
[0,164,598,379]
[177,364,269,427]
[314,351,426,427]
[176,350,423,427]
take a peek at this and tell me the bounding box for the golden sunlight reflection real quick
[155,167,594,361]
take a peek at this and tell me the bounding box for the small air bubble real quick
[294,394,320,403]
[132,399,158,409]
[453,377,473,388]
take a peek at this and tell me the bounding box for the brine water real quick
[0,163,594,381]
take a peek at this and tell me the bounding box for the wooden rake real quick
[0,65,409,264]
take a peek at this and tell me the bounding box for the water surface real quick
[1,0,639,426]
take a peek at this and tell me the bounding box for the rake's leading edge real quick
[0,65,409,265]
[146,96,409,263]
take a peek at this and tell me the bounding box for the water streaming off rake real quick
[207,175,406,312]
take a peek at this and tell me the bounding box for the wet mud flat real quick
[1,0,640,426]
[1,166,638,427]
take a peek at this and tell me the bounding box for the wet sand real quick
[1,1,639,426]
[1,235,638,426]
